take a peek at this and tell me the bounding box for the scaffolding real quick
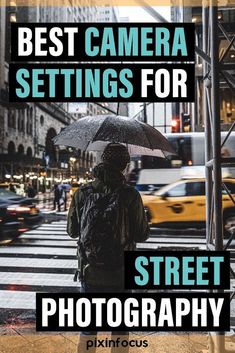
[139,1,235,352]
[201,3,235,352]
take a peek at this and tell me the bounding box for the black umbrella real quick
[53,115,175,156]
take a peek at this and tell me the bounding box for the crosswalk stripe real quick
[40,224,67,227]
[12,240,76,247]
[0,272,78,287]
[40,226,67,230]
[0,220,233,318]
[25,230,68,235]
[0,221,80,311]
[0,290,36,310]
[145,237,206,244]
[0,246,77,256]
[48,222,67,225]
[137,243,207,250]
[0,258,76,268]
[19,235,75,241]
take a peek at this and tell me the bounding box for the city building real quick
[97,5,119,22]
[94,5,129,117]
[133,103,174,133]
[0,3,97,189]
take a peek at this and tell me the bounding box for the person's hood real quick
[93,163,125,188]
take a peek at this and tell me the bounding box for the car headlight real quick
[7,205,31,213]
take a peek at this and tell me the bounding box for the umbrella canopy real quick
[53,115,175,156]
[85,141,167,158]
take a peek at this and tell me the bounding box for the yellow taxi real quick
[142,178,235,232]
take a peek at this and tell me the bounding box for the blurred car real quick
[142,178,235,234]
[0,199,21,241]
[0,182,25,196]
[0,189,43,241]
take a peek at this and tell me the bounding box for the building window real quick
[26,108,30,134]
[26,147,33,157]
[27,107,33,135]
[90,153,93,168]
[29,108,33,135]
[45,128,57,162]
[8,141,16,155]
[18,115,20,131]
[18,144,24,155]
[82,151,86,168]
[8,110,16,129]
[86,152,90,168]
[22,111,24,132]
[40,115,44,126]
[18,109,25,132]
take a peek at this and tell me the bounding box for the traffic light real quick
[171,118,180,133]
[181,114,191,132]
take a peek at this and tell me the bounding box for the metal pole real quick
[210,3,224,352]
[152,103,155,127]
[210,4,223,251]
[164,103,166,133]
[203,9,215,353]
[203,5,212,246]
[143,102,147,123]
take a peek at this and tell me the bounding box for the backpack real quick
[75,184,130,282]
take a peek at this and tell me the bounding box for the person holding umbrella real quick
[55,114,174,352]
[67,143,150,353]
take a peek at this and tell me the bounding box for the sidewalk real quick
[0,323,78,353]
[1,325,235,353]
[34,192,71,217]
[0,322,211,353]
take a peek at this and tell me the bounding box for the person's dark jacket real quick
[53,185,62,201]
[67,163,149,244]
[27,185,36,198]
